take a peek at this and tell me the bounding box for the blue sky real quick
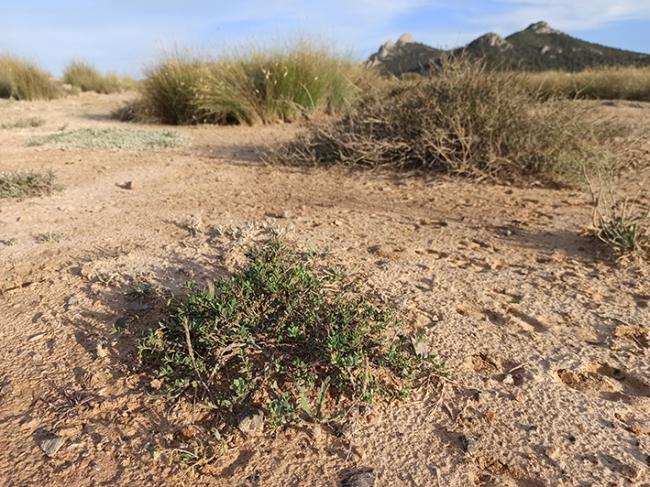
[1,1,649,76]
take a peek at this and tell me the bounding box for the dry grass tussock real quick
[136,42,381,125]
[273,59,634,186]
[527,66,650,102]
[0,55,61,101]
[63,61,135,94]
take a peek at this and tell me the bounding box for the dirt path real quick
[0,93,649,486]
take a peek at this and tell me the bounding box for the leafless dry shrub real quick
[273,58,633,186]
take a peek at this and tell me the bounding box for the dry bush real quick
[274,58,629,185]
[137,43,381,125]
[527,67,650,102]
[0,170,57,199]
[0,55,60,100]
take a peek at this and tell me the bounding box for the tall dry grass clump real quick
[528,66,650,101]
[0,55,60,100]
[139,57,208,124]
[138,43,379,125]
[275,58,627,185]
[63,61,132,94]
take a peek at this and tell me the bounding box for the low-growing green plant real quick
[591,192,649,255]
[138,241,443,429]
[0,117,45,129]
[137,43,381,125]
[63,61,128,94]
[0,170,57,198]
[0,55,60,100]
[27,127,186,150]
[274,58,628,185]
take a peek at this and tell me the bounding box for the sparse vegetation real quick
[34,231,64,243]
[63,61,132,94]
[0,116,45,129]
[139,240,443,429]
[0,55,60,100]
[27,127,186,150]
[138,43,379,125]
[591,187,649,256]
[0,170,57,199]
[275,58,627,185]
[528,66,650,101]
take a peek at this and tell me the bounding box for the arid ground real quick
[1,93,649,486]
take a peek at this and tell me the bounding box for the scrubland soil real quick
[0,93,649,486]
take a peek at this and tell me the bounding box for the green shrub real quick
[62,61,128,94]
[274,58,627,185]
[590,183,649,256]
[0,170,57,198]
[139,241,443,428]
[0,55,60,100]
[138,43,380,125]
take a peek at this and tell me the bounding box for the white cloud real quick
[482,0,650,31]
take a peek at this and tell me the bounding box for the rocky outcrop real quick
[526,21,563,35]
[468,33,512,49]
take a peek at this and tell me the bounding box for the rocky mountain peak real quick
[469,32,511,49]
[526,21,562,35]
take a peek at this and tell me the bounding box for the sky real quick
[1,1,649,76]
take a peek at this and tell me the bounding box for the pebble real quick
[38,433,65,458]
[0,383,12,397]
[96,343,109,358]
[115,316,129,330]
[341,469,375,487]
[459,433,480,455]
[66,296,79,307]
[238,409,264,435]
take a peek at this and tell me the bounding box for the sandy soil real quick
[0,93,649,486]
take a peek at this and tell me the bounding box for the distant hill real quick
[368,21,650,75]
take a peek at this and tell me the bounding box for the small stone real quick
[459,433,480,454]
[29,333,45,342]
[0,383,12,398]
[38,433,65,458]
[281,210,292,219]
[115,316,129,330]
[121,181,134,190]
[341,469,375,487]
[238,409,264,435]
[502,374,515,385]
[150,379,162,390]
[96,343,109,358]
[66,296,78,306]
